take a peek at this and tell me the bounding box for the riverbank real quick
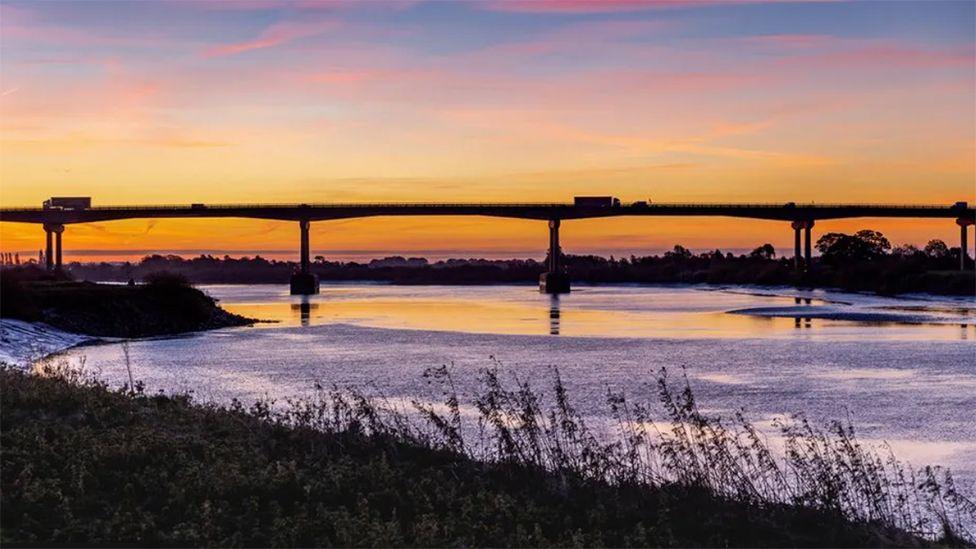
[0,269,254,338]
[3,365,961,547]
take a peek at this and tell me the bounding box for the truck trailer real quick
[43,197,92,210]
[574,196,620,208]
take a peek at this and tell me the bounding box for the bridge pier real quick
[804,219,814,270]
[539,219,570,294]
[791,221,803,273]
[44,226,53,271]
[790,220,815,275]
[42,223,65,272]
[959,218,973,271]
[290,219,319,295]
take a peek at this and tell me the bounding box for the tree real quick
[853,230,891,254]
[816,230,891,263]
[924,239,949,259]
[891,244,922,257]
[749,243,776,259]
[664,245,692,259]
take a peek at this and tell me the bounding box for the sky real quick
[1,0,974,261]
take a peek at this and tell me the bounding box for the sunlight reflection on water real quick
[57,283,976,489]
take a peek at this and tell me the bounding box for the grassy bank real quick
[3,365,972,547]
[0,267,252,337]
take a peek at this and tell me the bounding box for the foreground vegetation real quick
[0,266,252,337]
[3,364,973,547]
[57,230,975,295]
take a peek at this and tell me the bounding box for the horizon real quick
[1,0,974,257]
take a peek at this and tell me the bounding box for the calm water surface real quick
[59,284,976,485]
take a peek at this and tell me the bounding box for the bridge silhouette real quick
[2,199,973,294]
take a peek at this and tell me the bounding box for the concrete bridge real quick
[2,199,973,294]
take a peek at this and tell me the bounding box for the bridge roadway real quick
[1,201,973,224]
[1,200,973,294]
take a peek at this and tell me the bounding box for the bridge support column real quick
[959,218,973,271]
[290,219,319,295]
[54,225,64,271]
[803,220,815,271]
[44,225,54,271]
[42,223,64,272]
[539,219,570,294]
[791,221,803,273]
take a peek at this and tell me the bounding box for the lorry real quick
[43,197,91,210]
[574,196,620,208]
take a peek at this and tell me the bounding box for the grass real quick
[2,362,973,547]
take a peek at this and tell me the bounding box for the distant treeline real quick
[58,231,974,295]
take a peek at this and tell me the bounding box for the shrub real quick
[142,270,191,288]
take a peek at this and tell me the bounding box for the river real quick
[48,283,976,487]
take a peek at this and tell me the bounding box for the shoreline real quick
[189,279,976,301]
[0,318,97,367]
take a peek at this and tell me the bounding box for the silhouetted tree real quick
[891,244,922,258]
[750,243,776,259]
[924,239,949,259]
[664,245,692,260]
[816,230,891,263]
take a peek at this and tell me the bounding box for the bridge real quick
[2,199,973,294]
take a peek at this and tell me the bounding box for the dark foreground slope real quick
[0,368,936,548]
[0,268,251,337]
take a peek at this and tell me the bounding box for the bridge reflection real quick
[291,298,318,327]
[794,296,813,329]
[549,296,561,335]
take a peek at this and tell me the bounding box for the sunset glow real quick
[1,0,974,260]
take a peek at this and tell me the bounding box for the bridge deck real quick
[2,202,973,224]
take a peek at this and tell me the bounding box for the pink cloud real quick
[483,0,716,13]
[481,0,832,14]
[772,43,976,71]
[201,19,339,57]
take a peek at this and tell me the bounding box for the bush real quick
[142,270,191,288]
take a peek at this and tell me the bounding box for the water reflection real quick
[290,298,317,327]
[214,284,975,341]
[549,296,561,335]
[794,296,813,329]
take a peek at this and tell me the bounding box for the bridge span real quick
[2,200,973,294]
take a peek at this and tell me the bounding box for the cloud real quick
[482,0,714,13]
[479,0,828,14]
[201,19,339,57]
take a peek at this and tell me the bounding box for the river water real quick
[53,283,976,486]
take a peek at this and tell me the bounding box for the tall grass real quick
[271,365,975,543]
[23,359,976,544]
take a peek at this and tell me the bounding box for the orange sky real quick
[1,1,974,261]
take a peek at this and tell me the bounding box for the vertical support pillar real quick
[44,225,54,271]
[290,218,319,295]
[959,218,973,271]
[791,221,802,273]
[299,219,310,275]
[548,218,560,272]
[53,224,64,271]
[539,218,570,294]
[803,220,814,271]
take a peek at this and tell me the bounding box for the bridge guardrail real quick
[0,202,964,212]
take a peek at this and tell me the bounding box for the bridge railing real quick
[0,202,964,212]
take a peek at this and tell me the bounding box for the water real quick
[56,283,976,487]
